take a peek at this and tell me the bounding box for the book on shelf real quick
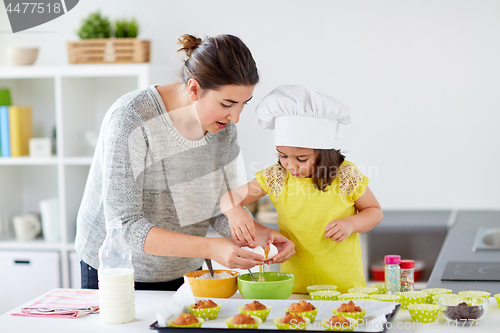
[9,106,33,157]
[0,106,11,157]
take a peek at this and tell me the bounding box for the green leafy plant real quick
[76,10,112,39]
[114,18,139,38]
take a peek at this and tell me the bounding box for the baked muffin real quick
[167,313,204,328]
[192,299,218,309]
[279,312,306,325]
[322,316,356,331]
[243,300,267,311]
[232,313,256,325]
[331,301,367,321]
[238,301,272,321]
[287,301,318,322]
[188,300,222,320]
[273,312,311,330]
[326,316,350,326]
[225,313,262,329]
[337,301,362,313]
[289,301,316,312]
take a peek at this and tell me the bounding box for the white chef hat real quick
[255,85,350,149]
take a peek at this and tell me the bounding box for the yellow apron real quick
[256,161,368,294]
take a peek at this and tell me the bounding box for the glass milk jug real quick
[98,220,135,324]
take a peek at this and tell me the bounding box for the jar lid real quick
[400,260,415,269]
[384,255,401,265]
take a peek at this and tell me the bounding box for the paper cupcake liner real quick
[225,315,262,329]
[188,303,222,320]
[371,283,386,294]
[306,285,338,295]
[458,290,491,299]
[286,308,318,322]
[398,291,427,309]
[347,287,378,295]
[369,294,401,302]
[238,305,272,321]
[337,293,369,301]
[321,317,357,331]
[494,294,500,308]
[331,308,366,320]
[167,317,204,328]
[408,304,439,323]
[431,294,459,305]
[310,291,341,301]
[421,288,453,303]
[273,316,311,330]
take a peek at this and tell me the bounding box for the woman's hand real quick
[226,208,257,247]
[209,237,265,269]
[324,218,354,243]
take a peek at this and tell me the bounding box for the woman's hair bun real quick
[177,34,202,58]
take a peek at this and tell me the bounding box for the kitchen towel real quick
[10,289,99,319]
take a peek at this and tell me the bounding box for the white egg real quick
[242,244,278,260]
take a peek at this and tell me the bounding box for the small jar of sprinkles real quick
[400,260,415,292]
[384,255,401,295]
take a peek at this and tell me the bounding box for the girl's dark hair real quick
[312,149,345,191]
[177,34,259,90]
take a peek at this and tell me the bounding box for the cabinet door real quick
[0,250,60,314]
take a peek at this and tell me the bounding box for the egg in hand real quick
[243,244,278,260]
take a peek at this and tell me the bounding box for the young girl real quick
[221,85,383,293]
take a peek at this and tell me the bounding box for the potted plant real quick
[68,10,149,64]
[76,10,111,39]
[114,18,139,38]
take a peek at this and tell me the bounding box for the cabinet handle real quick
[14,260,30,264]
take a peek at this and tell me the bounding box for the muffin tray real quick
[150,298,401,332]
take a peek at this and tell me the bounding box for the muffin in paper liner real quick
[369,294,401,302]
[347,287,378,295]
[337,293,369,301]
[458,290,491,299]
[494,294,500,307]
[306,285,337,295]
[398,291,427,309]
[421,288,453,303]
[237,304,272,321]
[431,293,459,305]
[285,307,318,322]
[225,315,262,329]
[273,315,311,330]
[331,308,367,321]
[321,316,358,331]
[310,290,341,301]
[188,302,222,320]
[167,317,204,328]
[407,304,439,323]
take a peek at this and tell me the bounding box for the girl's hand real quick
[226,208,257,247]
[264,230,295,264]
[253,228,295,264]
[210,237,265,269]
[324,218,354,243]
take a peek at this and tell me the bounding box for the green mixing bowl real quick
[238,272,294,299]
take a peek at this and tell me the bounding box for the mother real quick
[75,34,295,290]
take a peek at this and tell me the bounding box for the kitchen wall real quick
[1,0,499,210]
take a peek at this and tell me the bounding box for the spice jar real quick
[400,260,415,292]
[384,255,401,295]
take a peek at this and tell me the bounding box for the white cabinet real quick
[0,65,149,290]
[0,250,60,315]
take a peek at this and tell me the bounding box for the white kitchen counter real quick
[0,289,499,332]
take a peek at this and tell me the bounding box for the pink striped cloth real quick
[11,289,99,319]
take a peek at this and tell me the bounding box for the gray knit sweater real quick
[75,86,239,282]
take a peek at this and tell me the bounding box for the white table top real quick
[0,289,498,332]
